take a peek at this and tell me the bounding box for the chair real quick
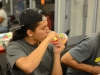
[64,28,70,48]
[65,29,70,36]
[4,65,15,75]
[4,68,12,75]
[65,28,70,38]
[2,42,15,75]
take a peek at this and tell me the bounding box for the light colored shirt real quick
[0,8,8,27]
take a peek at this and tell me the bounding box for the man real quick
[6,8,64,75]
[61,32,100,75]
[0,1,8,33]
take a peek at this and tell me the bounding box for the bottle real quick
[51,33,68,45]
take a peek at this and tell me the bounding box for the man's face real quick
[33,20,50,42]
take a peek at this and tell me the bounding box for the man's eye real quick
[42,26,46,30]
[42,28,45,30]
[42,27,45,30]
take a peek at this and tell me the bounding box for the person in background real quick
[6,8,65,75]
[18,0,25,14]
[61,32,100,75]
[0,1,8,33]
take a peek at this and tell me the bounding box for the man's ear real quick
[27,29,33,37]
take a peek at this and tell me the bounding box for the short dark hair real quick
[0,1,2,8]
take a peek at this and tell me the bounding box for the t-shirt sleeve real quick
[69,38,95,63]
[48,43,54,57]
[6,42,27,68]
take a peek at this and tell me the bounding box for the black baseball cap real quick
[11,8,47,31]
[19,8,47,26]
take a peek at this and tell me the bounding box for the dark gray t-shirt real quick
[67,33,100,75]
[6,39,54,75]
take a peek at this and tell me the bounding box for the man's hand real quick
[92,66,100,75]
[54,42,65,55]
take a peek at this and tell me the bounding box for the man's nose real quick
[46,27,50,33]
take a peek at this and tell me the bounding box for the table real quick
[0,32,12,70]
[0,32,12,54]
[0,46,5,54]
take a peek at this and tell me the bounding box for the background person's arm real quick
[0,17,4,24]
[61,52,100,75]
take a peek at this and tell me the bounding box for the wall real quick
[96,0,100,33]
[86,0,100,35]
[86,0,94,35]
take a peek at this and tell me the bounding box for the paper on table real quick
[0,32,12,46]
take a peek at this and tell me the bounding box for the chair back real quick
[4,63,15,75]
[65,29,70,36]
[4,68,12,75]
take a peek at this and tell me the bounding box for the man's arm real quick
[0,17,4,24]
[15,37,51,74]
[51,54,62,75]
[61,52,100,75]
[51,43,65,75]
[15,31,58,74]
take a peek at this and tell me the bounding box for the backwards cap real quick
[11,8,47,31]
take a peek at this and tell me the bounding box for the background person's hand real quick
[92,66,100,75]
